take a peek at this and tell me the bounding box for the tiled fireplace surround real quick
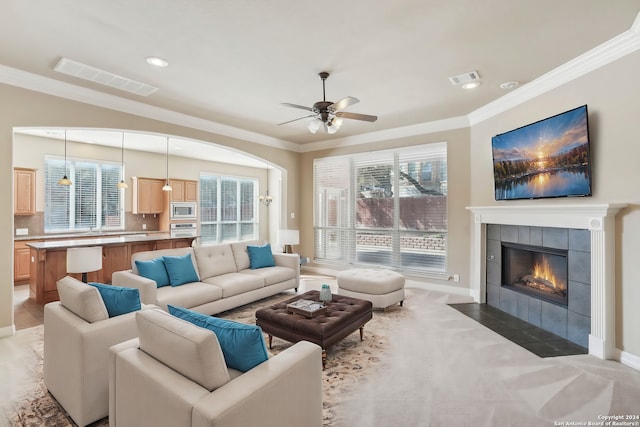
[468,204,626,360]
[485,224,590,348]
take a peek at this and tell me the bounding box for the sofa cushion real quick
[202,272,264,298]
[193,244,237,279]
[56,276,109,323]
[135,257,170,287]
[168,305,269,372]
[230,240,261,271]
[239,266,296,286]
[163,253,200,286]
[136,309,230,392]
[247,244,276,269]
[155,282,223,311]
[89,282,141,317]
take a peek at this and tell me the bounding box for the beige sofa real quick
[44,276,153,426]
[112,240,299,315]
[109,308,323,427]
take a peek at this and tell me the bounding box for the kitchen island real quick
[27,234,196,304]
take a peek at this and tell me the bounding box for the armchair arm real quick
[43,302,141,426]
[112,270,158,305]
[192,341,322,427]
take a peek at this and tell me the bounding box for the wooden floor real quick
[13,284,44,330]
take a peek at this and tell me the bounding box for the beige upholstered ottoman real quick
[336,268,405,309]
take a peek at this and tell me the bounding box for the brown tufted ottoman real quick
[255,290,373,367]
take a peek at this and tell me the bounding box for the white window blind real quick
[199,174,258,245]
[314,143,447,276]
[44,156,124,232]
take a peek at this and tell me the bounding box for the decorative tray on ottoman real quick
[286,299,327,318]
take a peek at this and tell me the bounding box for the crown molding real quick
[468,13,640,126]
[0,64,299,152]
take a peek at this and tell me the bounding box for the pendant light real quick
[162,137,172,191]
[58,130,72,186]
[116,132,129,189]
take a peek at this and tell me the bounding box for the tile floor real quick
[450,302,588,357]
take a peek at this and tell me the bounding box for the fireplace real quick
[467,204,627,360]
[502,243,568,307]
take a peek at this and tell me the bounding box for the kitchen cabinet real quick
[14,168,36,215]
[27,235,196,304]
[169,179,198,202]
[14,240,40,284]
[101,244,130,284]
[132,177,165,214]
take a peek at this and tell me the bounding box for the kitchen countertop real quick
[14,230,165,242]
[26,233,192,250]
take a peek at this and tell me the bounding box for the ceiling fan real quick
[279,71,378,134]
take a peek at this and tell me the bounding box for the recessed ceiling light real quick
[146,56,168,68]
[500,81,520,90]
[461,81,481,90]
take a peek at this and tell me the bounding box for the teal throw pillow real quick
[135,257,170,287]
[247,244,275,269]
[168,305,268,372]
[88,282,141,318]
[162,253,200,286]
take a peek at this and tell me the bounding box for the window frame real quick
[44,155,125,233]
[199,173,259,245]
[313,143,448,278]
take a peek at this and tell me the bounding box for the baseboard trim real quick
[405,279,471,297]
[617,349,640,372]
[0,324,16,339]
[302,265,472,297]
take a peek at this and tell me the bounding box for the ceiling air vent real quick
[448,70,481,86]
[53,57,158,96]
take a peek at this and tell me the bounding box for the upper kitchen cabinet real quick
[131,177,165,214]
[14,167,36,215]
[169,179,198,202]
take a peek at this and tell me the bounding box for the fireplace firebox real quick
[502,243,568,307]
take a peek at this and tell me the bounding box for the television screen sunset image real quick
[491,105,591,200]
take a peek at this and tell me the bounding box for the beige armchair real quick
[109,308,323,427]
[43,276,145,426]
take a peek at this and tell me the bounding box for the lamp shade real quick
[279,230,300,246]
[279,230,300,254]
[67,246,103,274]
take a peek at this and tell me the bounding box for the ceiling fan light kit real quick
[280,71,377,134]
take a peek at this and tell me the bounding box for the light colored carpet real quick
[3,283,640,427]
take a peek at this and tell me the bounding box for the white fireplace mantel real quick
[467,203,627,360]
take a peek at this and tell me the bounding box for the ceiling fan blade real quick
[335,111,378,122]
[329,96,359,112]
[277,114,317,126]
[281,102,314,112]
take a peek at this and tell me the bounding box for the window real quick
[313,143,447,277]
[44,156,124,233]
[199,174,258,245]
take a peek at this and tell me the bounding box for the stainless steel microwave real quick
[170,202,197,219]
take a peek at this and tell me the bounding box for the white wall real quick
[469,50,640,357]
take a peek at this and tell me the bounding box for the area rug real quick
[7,289,408,427]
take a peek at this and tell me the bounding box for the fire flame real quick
[532,257,565,291]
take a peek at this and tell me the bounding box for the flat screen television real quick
[491,105,592,201]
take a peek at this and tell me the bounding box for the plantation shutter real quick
[44,156,124,233]
[314,156,351,262]
[199,175,218,244]
[45,158,71,231]
[313,142,448,276]
[199,174,258,245]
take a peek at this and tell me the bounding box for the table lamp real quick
[67,246,103,283]
[279,230,300,254]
